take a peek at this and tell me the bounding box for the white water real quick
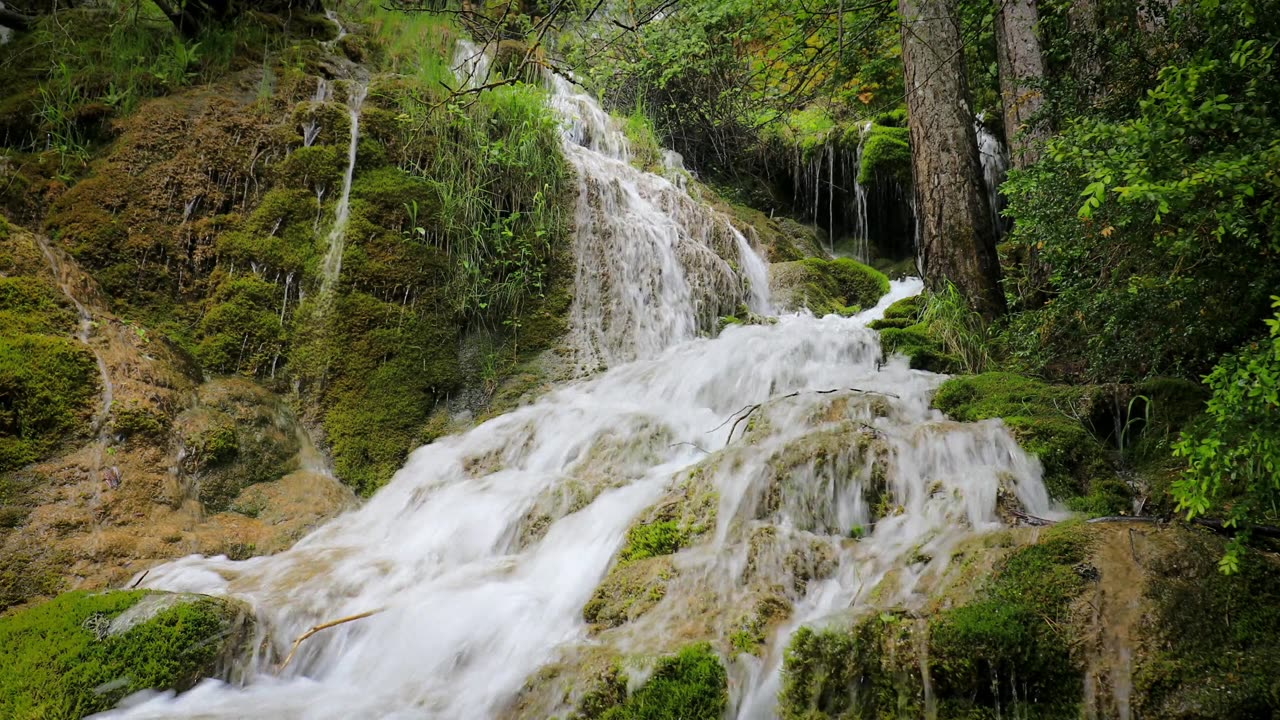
[976,117,1010,236]
[315,81,367,306]
[849,121,872,262]
[99,42,1057,720]
[301,78,331,148]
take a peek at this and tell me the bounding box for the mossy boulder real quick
[771,257,890,316]
[583,556,677,629]
[878,323,961,373]
[0,590,253,720]
[780,523,1091,720]
[780,611,925,720]
[932,372,1113,501]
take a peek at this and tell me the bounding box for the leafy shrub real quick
[1173,298,1280,573]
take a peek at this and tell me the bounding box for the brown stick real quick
[277,609,383,672]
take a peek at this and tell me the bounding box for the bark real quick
[900,0,1006,318]
[995,0,1047,168]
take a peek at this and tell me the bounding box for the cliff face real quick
[0,6,575,611]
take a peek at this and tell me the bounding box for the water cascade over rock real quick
[98,45,1058,720]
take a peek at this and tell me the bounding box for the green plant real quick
[919,283,993,373]
[1173,298,1280,574]
[600,643,727,720]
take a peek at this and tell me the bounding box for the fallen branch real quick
[128,570,149,589]
[668,441,710,454]
[1011,509,1057,526]
[1191,517,1280,539]
[277,609,383,673]
[708,387,899,447]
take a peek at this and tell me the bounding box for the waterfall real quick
[316,82,367,307]
[850,121,872,263]
[98,45,1058,720]
[975,117,1010,236]
[301,78,331,148]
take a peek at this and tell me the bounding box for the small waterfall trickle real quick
[975,116,1010,236]
[849,121,872,262]
[316,82,367,308]
[301,78,331,148]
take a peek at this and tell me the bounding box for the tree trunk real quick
[900,0,1006,318]
[995,0,1047,168]
[0,5,34,31]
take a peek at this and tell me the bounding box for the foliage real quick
[1002,0,1280,382]
[0,590,246,720]
[918,283,995,373]
[1172,299,1280,573]
[600,643,727,720]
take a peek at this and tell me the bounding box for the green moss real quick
[773,257,890,316]
[857,125,911,186]
[1134,530,1280,719]
[883,295,923,321]
[274,144,344,189]
[779,612,924,720]
[928,522,1090,719]
[0,590,250,720]
[599,644,728,720]
[0,276,78,335]
[197,275,287,378]
[110,403,169,442]
[879,323,961,373]
[0,334,98,471]
[583,557,675,628]
[932,373,1112,500]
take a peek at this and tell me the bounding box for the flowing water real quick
[315,81,367,307]
[975,117,1010,236]
[99,46,1057,720]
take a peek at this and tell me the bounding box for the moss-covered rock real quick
[174,378,302,512]
[780,611,925,720]
[879,323,962,373]
[1134,529,1280,719]
[583,556,677,629]
[0,590,252,720]
[771,257,890,316]
[597,643,728,720]
[780,523,1091,720]
[932,373,1113,500]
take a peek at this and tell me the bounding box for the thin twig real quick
[277,609,384,673]
[129,570,149,589]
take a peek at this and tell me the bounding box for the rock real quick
[0,589,253,720]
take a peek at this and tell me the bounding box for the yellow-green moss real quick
[597,643,728,720]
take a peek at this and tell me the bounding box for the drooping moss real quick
[599,643,728,720]
[771,257,890,316]
[0,590,251,720]
[932,373,1113,500]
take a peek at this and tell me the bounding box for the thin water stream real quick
[99,43,1055,720]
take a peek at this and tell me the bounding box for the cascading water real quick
[315,81,367,307]
[0,1,12,45]
[975,116,1010,236]
[301,78,331,148]
[99,43,1057,720]
[849,121,872,262]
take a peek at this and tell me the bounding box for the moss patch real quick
[771,257,890,316]
[1134,530,1280,719]
[932,372,1113,500]
[0,590,251,720]
[879,323,961,373]
[599,643,728,720]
